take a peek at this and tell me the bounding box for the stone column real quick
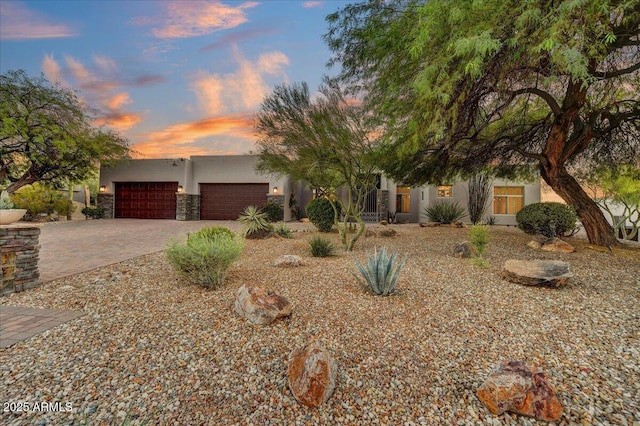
[1,224,42,296]
[176,194,200,221]
[97,193,114,219]
[379,190,389,222]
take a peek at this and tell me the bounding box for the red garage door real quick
[200,183,269,220]
[115,182,178,219]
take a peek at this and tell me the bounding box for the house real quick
[98,154,542,224]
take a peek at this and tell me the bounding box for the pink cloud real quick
[133,113,256,158]
[151,1,259,39]
[200,27,276,51]
[0,2,77,40]
[190,48,289,115]
[303,1,323,8]
[41,55,143,131]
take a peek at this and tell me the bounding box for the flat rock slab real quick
[274,255,303,267]
[502,259,572,288]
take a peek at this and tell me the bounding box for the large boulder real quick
[274,255,303,267]
[541,237,575,253]
[453,241,478,259]
[287,341,337,407]
[477,360,563,421]
[234,284,291,325]
[502,259,572,288]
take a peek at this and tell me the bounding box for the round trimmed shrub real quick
[261,201,284,222]
[305,197,340,232]
[516,202,577,238]
[192,226,235,242]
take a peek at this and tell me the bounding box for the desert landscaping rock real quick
[287,341,337,408]
[477,360,563,421]
[1,225,638,425]
[274,254,303,267]
[527,239,543,250]
[453,241,478,258]
[502,259,573,287]
[541,237,575,253]
[234,284,291,325]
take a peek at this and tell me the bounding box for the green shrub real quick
[469,225,490,268]
[261,201,284,222]
[192,226,235,241]
[422,201,466,224]
[483,216,497,225]
[165,232,243,289]
[0,190,14,209]
[11,184,73,218]
[289,193,302,220]
[81,206,104,219]
[306,197,341,232]
[353,246,407,296]
[238,206,272,239]
[273,222,293,238]
[516,202,578,238]
[308,236,337,257]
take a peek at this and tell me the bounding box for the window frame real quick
[437,185,453,198]
[492,186,525,215]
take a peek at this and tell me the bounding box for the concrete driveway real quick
[38,219,248,282]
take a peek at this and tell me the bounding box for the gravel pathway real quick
[1,225,638,425]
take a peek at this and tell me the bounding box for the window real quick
[437,185,453,197]
[396,186,411,213]
[493,186,524,215]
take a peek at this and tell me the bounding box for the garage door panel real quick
[200,183,269,220]
[115,182,177,219]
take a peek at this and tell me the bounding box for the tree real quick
[325,0,640,246]
[255,78,380,251]
[0,70,130,194]
[582,165,640,241]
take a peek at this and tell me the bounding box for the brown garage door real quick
[115,182,178,219]
[200,183,269,220]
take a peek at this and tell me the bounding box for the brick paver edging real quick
[0,305,84,349]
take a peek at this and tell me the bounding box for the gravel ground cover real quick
[1,225,638,425]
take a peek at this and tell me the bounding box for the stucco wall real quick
[100,159,187,193]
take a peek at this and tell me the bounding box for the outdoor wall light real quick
[273,187,278,194]
[99,185,106,193]
[177,185,184,193]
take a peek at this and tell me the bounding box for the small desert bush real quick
[469,225,490,268]
[306,197,340,232]
[238,206,272,239]
[273,222,293,238]
[81,206,104,219]
[423,201,466,224]
[308,236,337,257]
[354,246,407,296]
[516,202,577,238]
[11,184,73,218]
[261,201,284,222]
[192,225,235,241]
[165,232,243,289]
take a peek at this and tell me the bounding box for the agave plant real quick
[238,206,272,239]
[353,246,407,296]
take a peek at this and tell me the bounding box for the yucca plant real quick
[238,206,272,239]
[353,246,407,296]
[308,235,337,257]
[273,222,293,238]
[422,201,467,224]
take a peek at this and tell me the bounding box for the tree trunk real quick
[540,163,618,247]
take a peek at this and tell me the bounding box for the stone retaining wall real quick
[97,193,114,219]
[1,224,41,296]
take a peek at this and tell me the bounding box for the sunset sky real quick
[0,0,342,158]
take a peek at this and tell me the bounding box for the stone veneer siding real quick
[176,194,201,221]
[97,193,114,219]
[266,194,285,221]
[1,224,41,296]
[379,190,389,222]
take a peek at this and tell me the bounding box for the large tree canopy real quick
[0,70,131,194]
[255,78,380,251]
[325,0,640,246]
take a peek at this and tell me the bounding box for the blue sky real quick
[0,0,345,158]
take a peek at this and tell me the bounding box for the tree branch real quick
[591,61,640,79]
[510,87,561,116]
